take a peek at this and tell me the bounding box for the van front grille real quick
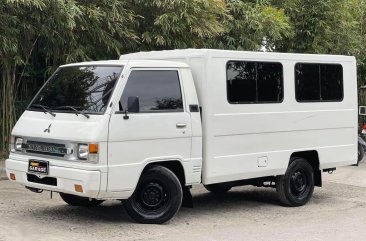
[23,141,67,157]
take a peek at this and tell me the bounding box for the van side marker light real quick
[10,173,16,180]
[74,184,83,193]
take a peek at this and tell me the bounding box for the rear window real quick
[295,63,343,102]
[227,61,283,104]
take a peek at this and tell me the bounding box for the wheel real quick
[358,143,364,164]
[204,183,232,194]
[59,193,104,207]
[276,157,314,207]
[122,165,183,224]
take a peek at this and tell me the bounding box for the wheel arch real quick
[142,160,186,187]
[290,150,322,187]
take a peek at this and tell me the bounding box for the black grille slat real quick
[26,150,64,157]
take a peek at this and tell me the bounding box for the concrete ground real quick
[0,160,366,241]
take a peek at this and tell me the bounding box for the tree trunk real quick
[0,63,16,156]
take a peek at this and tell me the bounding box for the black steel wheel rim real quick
[135,181,170,213]
[290,169,308,197]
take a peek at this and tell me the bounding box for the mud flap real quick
[181,186,193,208]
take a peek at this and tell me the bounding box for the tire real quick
[122,165,183,224]
[276,157,315,207]
[358,143,364,164]
[59,193,104,207]
[204,183,232,194]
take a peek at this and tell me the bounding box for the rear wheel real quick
[59,193,104,207]
[276,157,314,207]
[204,183,232,194]
[122,165,182,224]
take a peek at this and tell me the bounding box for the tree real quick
[273,0,362,55]
[212,0,293,51]
[127,0,226,50]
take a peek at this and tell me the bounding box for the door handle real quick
[176,123,187,128]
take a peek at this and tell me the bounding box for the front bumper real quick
[6,158,102,198]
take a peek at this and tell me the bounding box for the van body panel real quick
[121,49,358,185]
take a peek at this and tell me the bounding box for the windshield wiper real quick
[55,106,90,119]
[29,104,56,117]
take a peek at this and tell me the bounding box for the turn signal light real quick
[10,173,16,180]
[89,144,99,154]
[74,184,83,193]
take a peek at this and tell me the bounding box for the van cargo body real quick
[6,49,358,224]
[120,49,358,184]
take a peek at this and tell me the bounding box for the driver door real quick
[107,68,192,192]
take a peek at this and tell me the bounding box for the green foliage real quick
[274,0,362,55]
[127,0,226,49]
[213,0,293,51]
[355,0,366,87]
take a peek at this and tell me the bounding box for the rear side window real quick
[227,61,283,104]
[295,63,343,102]
[120,70,183,112]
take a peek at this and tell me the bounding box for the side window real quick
[295,63,343,102]
[227,61,283,104]
[120,70,183,112]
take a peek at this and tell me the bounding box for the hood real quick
[12,110,110,142]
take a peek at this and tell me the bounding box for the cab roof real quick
[60,59,189,68]
[120,48,355,62]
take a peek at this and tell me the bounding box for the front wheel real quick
[59,193,104,207]
[276,157,314,207]
[122,165,183,224]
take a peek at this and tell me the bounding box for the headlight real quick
[78,144,89,160]
[78,143,99,163]
[14,137,23,151]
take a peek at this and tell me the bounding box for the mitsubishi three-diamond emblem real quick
[44,123,52,133]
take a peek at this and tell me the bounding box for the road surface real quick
[0,161,366,241]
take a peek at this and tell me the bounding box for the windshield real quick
[28,65,123,114]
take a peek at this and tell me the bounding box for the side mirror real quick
[127,96,140,113]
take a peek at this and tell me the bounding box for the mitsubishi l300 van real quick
[6,49,358,223]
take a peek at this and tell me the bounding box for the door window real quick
[120,70,184,112]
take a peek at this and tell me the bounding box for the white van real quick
[6,49,357,223]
